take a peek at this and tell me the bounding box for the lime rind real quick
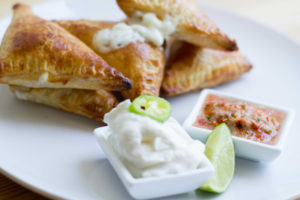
[200,123,235,193]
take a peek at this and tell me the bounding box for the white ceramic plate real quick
[0,0,299,200]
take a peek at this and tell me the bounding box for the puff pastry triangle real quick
[117,0,237,51]
[9,85,118,122]
[161,41,252,96]
[55,20,165,100]
[0,4,131,91]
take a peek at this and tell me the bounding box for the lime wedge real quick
[200,123,235,193]
[128,95,172,122]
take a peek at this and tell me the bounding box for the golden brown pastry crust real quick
[55,20,165,100]
[0,4,131,91]
[9,85,118,121]
[101,42,164,100]
[161,41,252,96]
[53,20,116,48]
[117,0,237,51]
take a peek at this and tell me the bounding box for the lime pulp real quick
[200,123,235,193]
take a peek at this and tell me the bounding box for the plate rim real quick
[0,167,66,200]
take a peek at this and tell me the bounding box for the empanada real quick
[55,20,165,100]
[0,4,131,91]
[9,85,118,121]
[161,41,252,96]
[117,0,237,51]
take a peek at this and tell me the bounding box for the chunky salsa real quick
[193,94,286,145]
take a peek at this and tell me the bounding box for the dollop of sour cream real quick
[104,100,205,178]
[93,12,177,53]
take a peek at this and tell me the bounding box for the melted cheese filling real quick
[93,12,177,53]
[38,72,48,83]
[15,90,28,100]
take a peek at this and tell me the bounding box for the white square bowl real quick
[94,126,214,200]
[183,89,295,162]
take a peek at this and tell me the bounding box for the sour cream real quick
[104,100,205,178]
[93,12,177,53]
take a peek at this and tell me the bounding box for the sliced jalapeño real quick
[128,95,172,122]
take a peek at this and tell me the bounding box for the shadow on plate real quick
[0,86,102,133]
[234,157,268,177]
[79,157,133,200]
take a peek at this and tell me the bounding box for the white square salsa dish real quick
[94,126,214,200]
[183,89,295,162]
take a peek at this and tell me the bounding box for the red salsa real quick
[193,94,286,145]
